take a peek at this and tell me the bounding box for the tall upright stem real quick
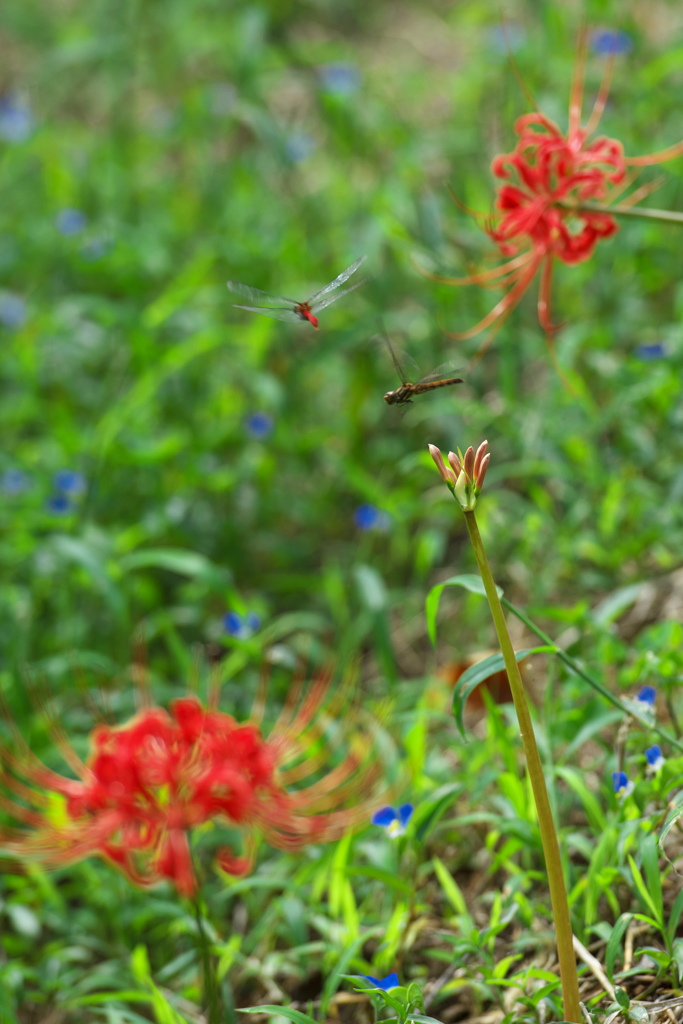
[463,510,581,1023]
[194,897,222,1024]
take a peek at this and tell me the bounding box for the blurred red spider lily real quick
[0,664,382,896]
[419,31,683,357]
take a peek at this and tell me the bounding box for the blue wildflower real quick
[318,64,360,96]
[634,342,666,361]
[223,611,261,639]
[54,470,86,495]
[354,504,390,531]
[1,469,29,495]
[645,745,665,772]
[245,412,273,440]
[0,293,27,328]
[363,973,399,991]
[636,685,656,708]
[286,133,316,163]
[46,495,72,515]
[612,771,634,798]
[591,29,633,56]
[0,96,34,143]
[56,209,87,236]
[371,803,414,838]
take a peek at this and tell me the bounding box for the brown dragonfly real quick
[379,333,464,407]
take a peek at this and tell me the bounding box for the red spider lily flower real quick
[0,666,383,896]
[419,31,683,358]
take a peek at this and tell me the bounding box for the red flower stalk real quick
[419,30,683,357]
[0,665,382,896]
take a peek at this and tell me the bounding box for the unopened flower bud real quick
[428,444,456,489]
[476,453,490,490]
[473,440,488,481]
[447,450,462,477]
[429,441,491,511]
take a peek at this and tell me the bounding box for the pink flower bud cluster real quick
[428,440,490,510]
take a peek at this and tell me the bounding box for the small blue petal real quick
[646,744,663,766]
[378,973,399,990]
[612,770,629,793]
[363,975,381,987]
[397,803,414,827]
[223,611,243,637]
[54,469,86,494]
[354,503,379,530]
[371,806,397,827]
[634,342,666,361]
[1,469,29,494]
[637,685,656,706]
[245,412,273,439]
[0,293,27,328]
[245,611,261,632]
[46,495,72,515]
[56,208,87,236]
[318,63,360,96]
[0,96,34,143]
[591,29,633,55]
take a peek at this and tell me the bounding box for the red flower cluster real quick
[419,34,683,353]
[0,671,381,896]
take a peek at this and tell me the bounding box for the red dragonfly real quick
[380,333,464,407]
[227,256,368,329]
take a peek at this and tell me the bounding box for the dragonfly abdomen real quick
[413,376,464,395]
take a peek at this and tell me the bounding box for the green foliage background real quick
[3,0,683,1019]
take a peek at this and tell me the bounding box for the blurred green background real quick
[3,0,683,1018]
[2,0,683,691]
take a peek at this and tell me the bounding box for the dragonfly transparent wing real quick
[373,332,422,384]
[311,276,369,313]
[232,304,303,325]
[227,281,298,307]
[416,359,465,384]
[307,255,368,303]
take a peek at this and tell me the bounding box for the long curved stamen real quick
[414,249,536,286]
[569,25,588,138]
[618,175,666,209]
[445,257,542,341]
[626,140,683,166]
[583,52,616,139]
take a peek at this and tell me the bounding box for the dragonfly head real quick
[383,390,397,405]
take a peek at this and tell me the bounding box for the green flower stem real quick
[463,510,581,1023]
[562,200,683,226]
[194,897,222,1024]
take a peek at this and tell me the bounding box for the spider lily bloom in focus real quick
[645,744,665,772]
[429,440,490,511]
[612,771,634,798]
[0,666,382,896]
[371,802,413,838]
[418,29,683,361]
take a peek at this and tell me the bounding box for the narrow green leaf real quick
[641,833,663,924]
[345,865,412,895]
[452,648,551,738]
[555,767,606,833]
[605,913,633,982]
[239,1007,318,1024]
[433,856,467,915]
[425,574,503,648]
[627,856,661,923]
[668,890,683,944]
